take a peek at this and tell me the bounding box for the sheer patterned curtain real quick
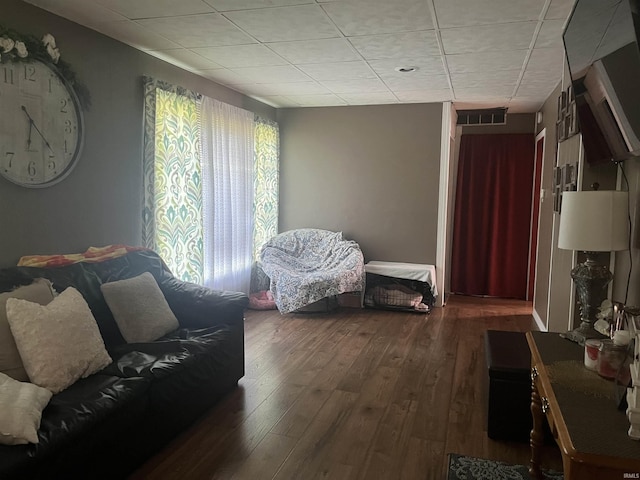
[142,77,204,284]
[200,97,255,293]
[253,116,279,259]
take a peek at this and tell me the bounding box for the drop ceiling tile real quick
[192,45,287,67]
[382,74,450,92]
[434,0,545,28]
[320,78,390,94]
[516,76,558,96]
[454,84,515,97]
[247,82,330,95]
[338,92,399,105]
[95,0,214,19]
[298,61,376,81]
[525,47,565,72]
[519,65,562,85]
[284,94,347,106]
[137,14,255,47]
[545,0,577,20]
[451,69,521,89]
[225,83,266,94]
[516,79,558,99]
[92,21,180,51]
[395,89,452,102]
[26,0,569,111]
[349,31,440,60]
[322,0,433,36]
[446,50,528,73]
[266,39,359,64]
[205,0,313,11]
[507,98,544,112]
[147,49,223,70]
[440,22,538,54]
[230,65,312,83]
[535,19,565,49]
[172,49,227,69]
[225,5,340,42]
[251,95,301,108]
[199,68,255,85]
[516,85,557,98]
[24,0,127,26]
[368,57,446,76]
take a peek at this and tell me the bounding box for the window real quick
[142,77,278,292]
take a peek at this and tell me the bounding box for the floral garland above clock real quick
[0,25,90,109]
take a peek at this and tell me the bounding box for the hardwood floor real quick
[130,295,562,479]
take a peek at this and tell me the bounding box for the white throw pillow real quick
[0,372,52,445]
[0,279,55,381]
[100,272,179,343]
[6,287,112,394]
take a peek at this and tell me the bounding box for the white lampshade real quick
[558,190,629,252]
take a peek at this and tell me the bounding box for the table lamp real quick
[557,189,629,345]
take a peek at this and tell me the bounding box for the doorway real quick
[450,133,535,299]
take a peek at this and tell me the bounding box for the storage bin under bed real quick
[364,261,437,313]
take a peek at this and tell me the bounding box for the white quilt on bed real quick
[260,229,365,314]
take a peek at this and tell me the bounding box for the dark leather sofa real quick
[0,250,247,479]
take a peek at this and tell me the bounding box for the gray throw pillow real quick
[100,272,179,343]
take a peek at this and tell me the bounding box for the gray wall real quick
[547,133,581,332]
[534,72,620,332]
[614,158,640,307]
[1,0,275,267]
[277,104,442,264]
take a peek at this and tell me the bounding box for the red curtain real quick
[451,133,535,299]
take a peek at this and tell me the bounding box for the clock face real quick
[0,59,84,188]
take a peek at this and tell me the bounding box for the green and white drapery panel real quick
[142,77,279,293]
[142,77,204,284]
[201,97,255,294]
[253,116,279,260]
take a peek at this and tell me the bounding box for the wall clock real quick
[0,58,84,188]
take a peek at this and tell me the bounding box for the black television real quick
[563,0,640,164]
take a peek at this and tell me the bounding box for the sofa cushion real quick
[101,272,179,343]
[103,325,242,413]
[103,326,233,379]
[0,373,52,445]
[0,279,55,381]
[38,375,150,448]
[0,375,150,479]
[6,288,112,393]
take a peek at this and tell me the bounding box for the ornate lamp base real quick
[562,252,612,346]
[561,322,607,346]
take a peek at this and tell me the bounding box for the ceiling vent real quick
[456,108,507,126]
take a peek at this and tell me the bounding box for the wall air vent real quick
[456,108,508,126]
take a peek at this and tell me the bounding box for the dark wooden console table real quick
[526,331,640,480]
